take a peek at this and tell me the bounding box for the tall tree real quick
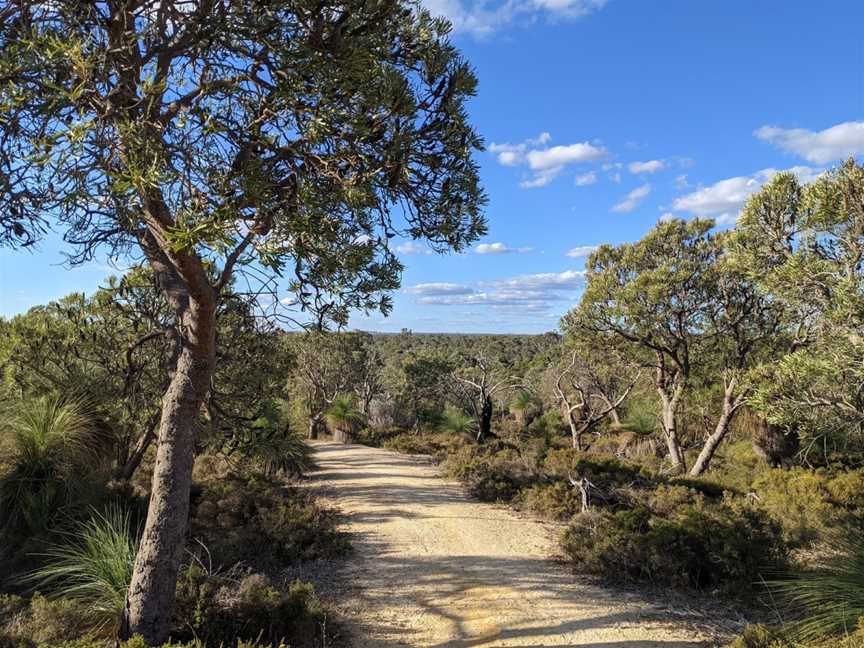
[565,219,720,472]
[0,3,485,641]
[731,160,864,460]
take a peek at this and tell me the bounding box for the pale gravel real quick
[304,440,732,648]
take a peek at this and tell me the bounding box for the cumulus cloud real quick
[422,0,607,38]
[611,184,651,213]
[574,171,597,186]
[672,166,823,224]
[405,282,474,296]
[628,159,665,174]
[565,245,598,258]
[406,270,585,316]
[754,121,864,164]
[396,241,432,255]
[475,242,533,254]
[489,133,607,188]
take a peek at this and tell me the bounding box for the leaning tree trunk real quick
[689,379,741,477]
[122,277,216,644]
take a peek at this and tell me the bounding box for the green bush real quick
[561,489,787,593]
[441,444,530,502]
[0,593,94,648]
[752,468,864,545]
[189,471,347,570]
[173,566,323,647]
[518,482,583,519]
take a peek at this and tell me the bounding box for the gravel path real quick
[309,441,724,648]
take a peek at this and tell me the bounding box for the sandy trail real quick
[309,441,721,648]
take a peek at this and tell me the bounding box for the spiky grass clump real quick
[26,505,138,630]
[247,428,317,476]
[0,395,100,535]
[325,394,364,438]
[769,530,864,641]
[437,405,474,437]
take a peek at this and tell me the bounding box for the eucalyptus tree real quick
[0,2,485,640]
[453,353,524,443]
[564,219,721,472]
[288,331,370,440]
[731,160,864,459]
[551,343,640,451]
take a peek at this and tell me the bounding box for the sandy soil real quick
[307,441,728,648]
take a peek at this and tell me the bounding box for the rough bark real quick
[123,233,217,644]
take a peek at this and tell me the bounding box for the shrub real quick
[752,468,864,545]
[561,489,787,593]
[189,471,347,570]
[24,506,137,631]
[441,444,530,502]
[518,482,583,519]
[0,593,94,647]
[173,565,323,647]
[723,624,790,648]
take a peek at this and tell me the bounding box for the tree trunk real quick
[308,413,322,440]
[123,294,215,644]
[658,389,686,472]
[117,424,157,482]
[689,380,740,476]
[601,394,622,427]
[476,397,493,443]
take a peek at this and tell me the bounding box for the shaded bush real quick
[0,593,94,648]
[173,566,323,647]
[561,488,787,593]
[189,471,347,570]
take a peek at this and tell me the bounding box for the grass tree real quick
[0,395,101,538]
[0,3,485,641]
[325,394,364,444]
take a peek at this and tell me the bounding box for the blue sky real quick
[3,1,864,333]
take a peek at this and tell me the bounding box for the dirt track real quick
[309,441,724,647]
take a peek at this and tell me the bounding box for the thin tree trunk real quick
[476,397,493,443]
[308,412,322,440]
[689,379,740,476]
[601,394,622,427]
[658,388,686,472]
[118,423,157,482]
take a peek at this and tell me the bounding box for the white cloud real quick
[475,242,533,254]
[396,241,432,255]
[611,184,651,213]
[565,245,598,258]
[408,270,585,316]
[672,166,823,224]
[674,174,690,189]
[405,282,474,296]
[754,121,864,164]
[526,143,607,170]
[490,133,607,188]
[628,159,665,174]
[422,0,607,38]
[574,171,597,186]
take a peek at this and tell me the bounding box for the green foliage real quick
[174,567,323,647]
[0,395,102,538]
[561,488,786,593]
[437,405,475,436]
[325,394,365,436]
[24,506,138,630]
[441,443,530,502]
[189,468,347,570]
[0,593,93,647]
[751,468,864,545]
[768,531,864,642]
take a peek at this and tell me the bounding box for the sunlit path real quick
[310,441,722,648]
